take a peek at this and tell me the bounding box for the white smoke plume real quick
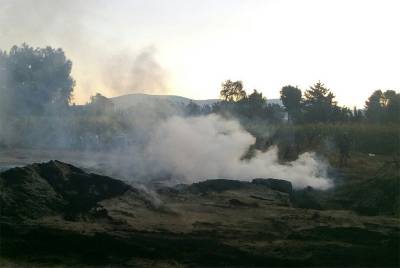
[104,46,170,96]
[144,114,332,190]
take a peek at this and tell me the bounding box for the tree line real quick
[1,44,398,125]
[214,79,399,124]
[0,44,398,154]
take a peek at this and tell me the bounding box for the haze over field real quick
[1,0,399,106]
[0,1,400,267]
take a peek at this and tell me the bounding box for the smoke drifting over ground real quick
[0,0,331,190]
[143,115,332,189]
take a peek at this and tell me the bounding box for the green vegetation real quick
[291,152,400,217]
[211,79,399,162]
[212,79,399,218]
[273,123,400,156]
[213,80,285,123]
[280,85,302,123]
[0,43,74,116]
[214,79,399,125]
[0,44,398,176]
[1,44,398,154]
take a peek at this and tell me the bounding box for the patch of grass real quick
[292,152,400,216]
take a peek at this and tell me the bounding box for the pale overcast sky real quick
[0,0,399,107]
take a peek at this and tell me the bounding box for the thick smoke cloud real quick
[143,115,332,189]
[0,102,332,189]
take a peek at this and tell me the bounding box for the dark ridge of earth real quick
[0,161,399,267]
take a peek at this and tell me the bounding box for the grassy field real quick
[242,122,400,156]
[292,152,400,216]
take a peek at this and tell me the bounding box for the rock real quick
[252,178,293,194]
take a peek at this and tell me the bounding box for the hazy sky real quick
[0,0,399,107]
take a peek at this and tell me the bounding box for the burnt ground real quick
[0,160,399,267]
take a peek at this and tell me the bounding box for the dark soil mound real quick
[184,178,293,194]
[186,179,249,193]
[0,160,131,219]
[252,178,293,194]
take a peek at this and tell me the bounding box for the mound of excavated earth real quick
[0,161,399,267]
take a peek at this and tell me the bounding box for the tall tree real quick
[280,85,302,123]
[0,43,75,115]
[365,90,384,123]
[383,90,400,123]
[365,90,400,123]
[240,89,266,118]
[220,80,246,102]
[303,81,336,123]
[248,89,266,106]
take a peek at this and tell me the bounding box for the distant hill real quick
[110,93,282,110]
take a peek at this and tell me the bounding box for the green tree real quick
[88,93,114,115]
[365,90,400,123]
[280,85,302,123]
[383,90,400,123]
[248,89,266,106]
[331,106,352,122]
[303,81,336,123]
[365,90,384,123]
[0,43,75,115]
[232,89,267,119]
[220,80,246,102]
